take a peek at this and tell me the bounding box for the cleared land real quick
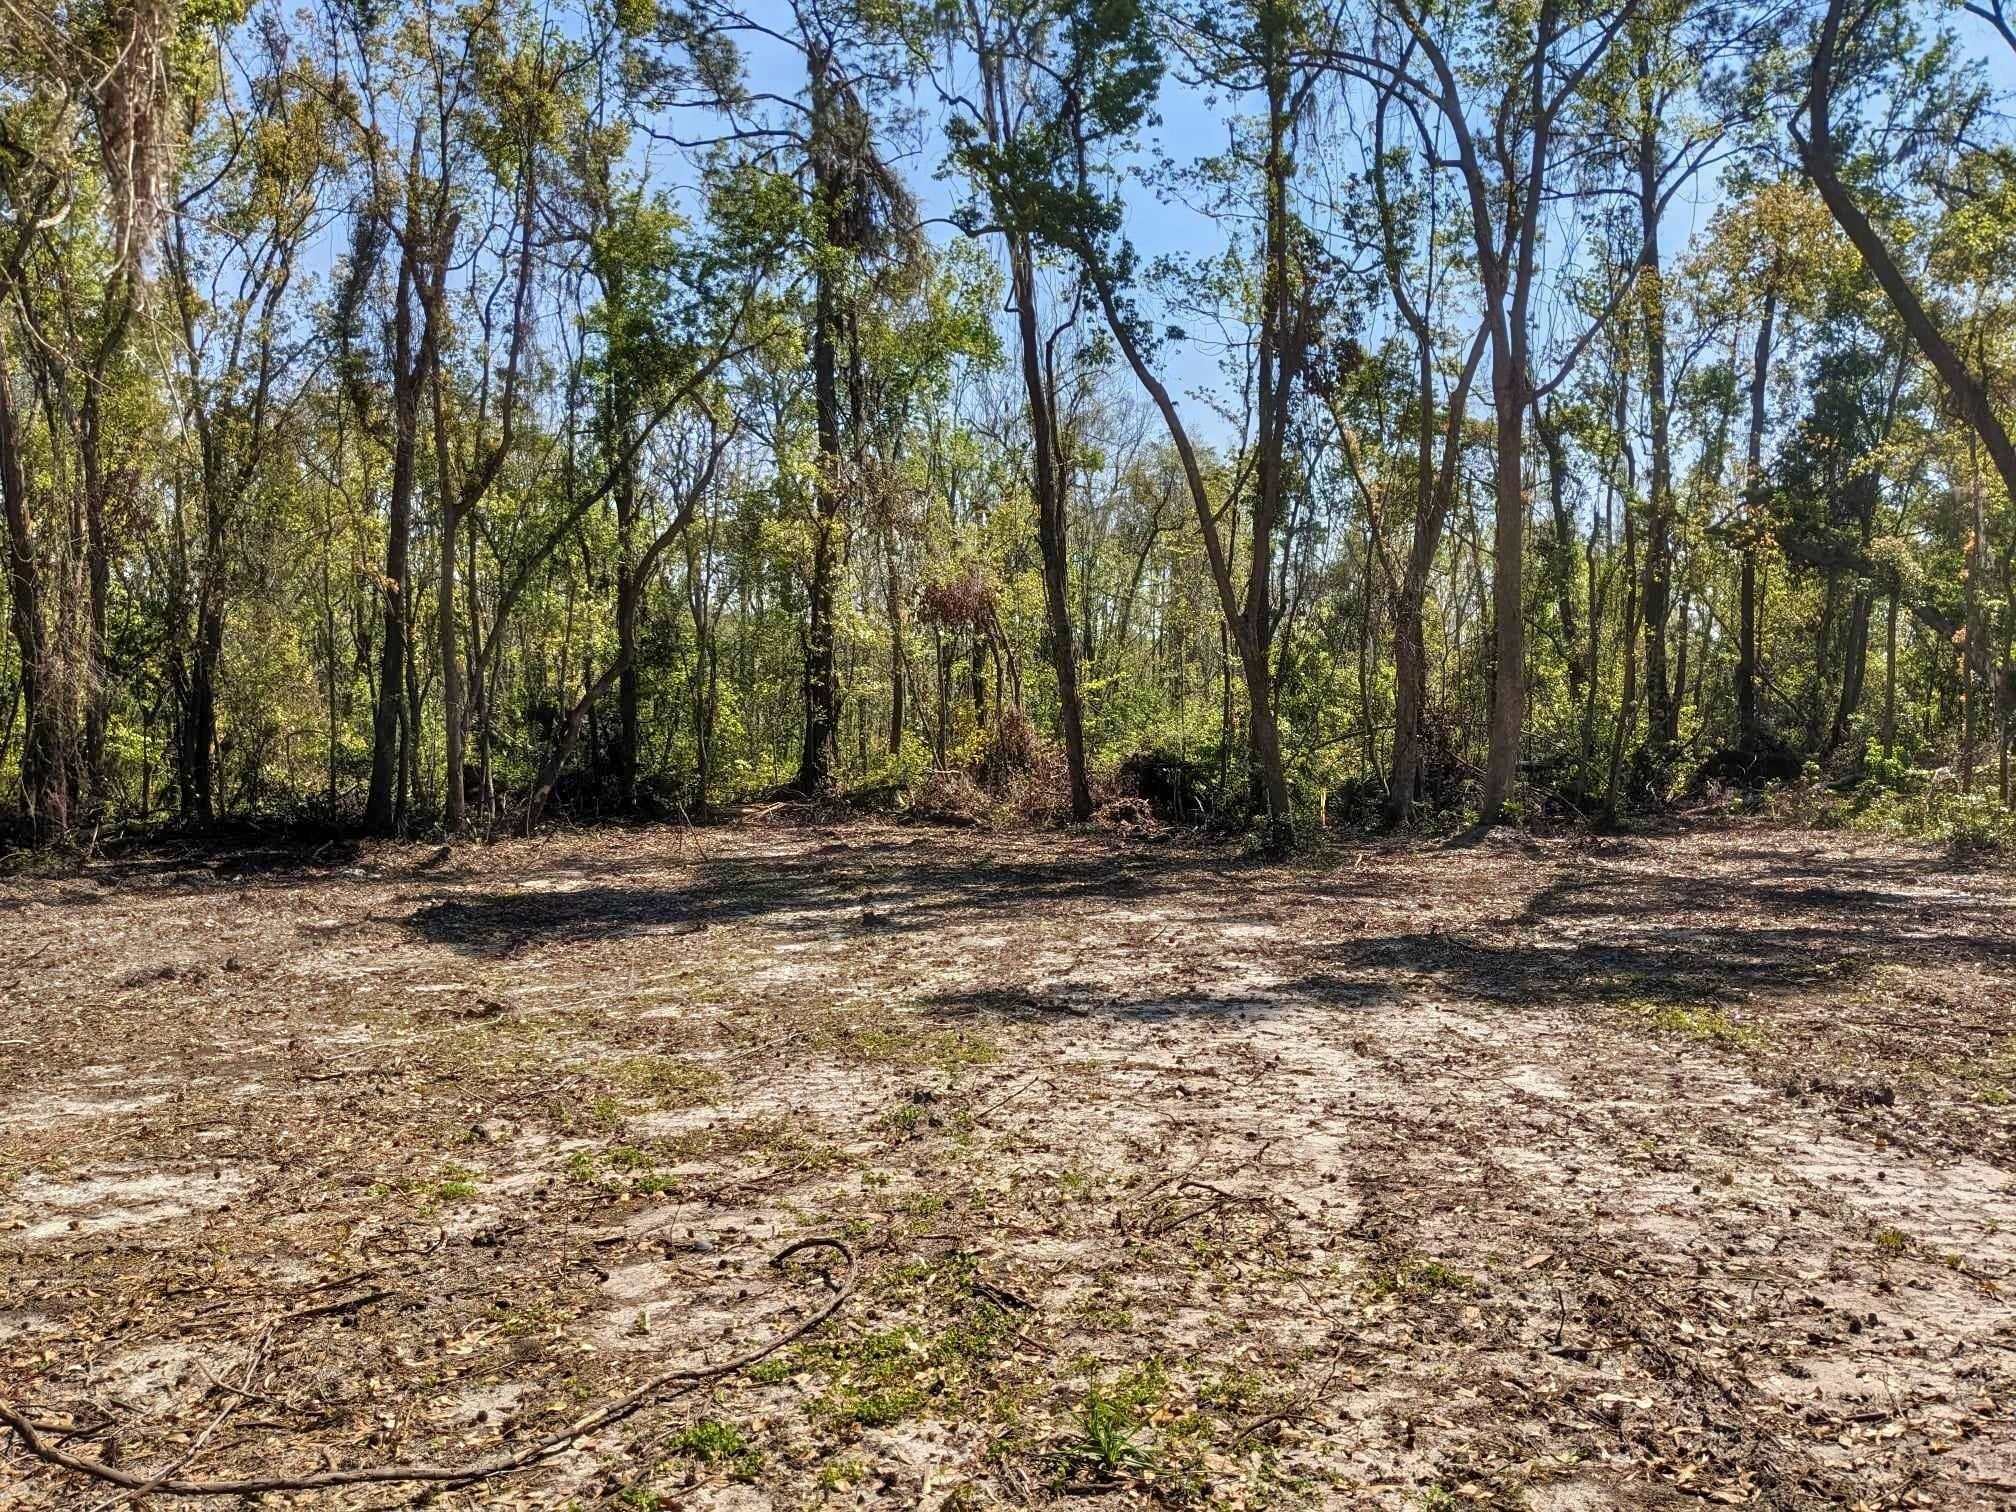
[1,817,2013,1508]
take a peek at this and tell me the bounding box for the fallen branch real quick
[0,1237,854,1499]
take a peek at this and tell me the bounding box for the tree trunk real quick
[1240,43,1302,841]
[1882,587,1899,759]
[1011,240,1094,821]
[1604,481,1643,820]
[1388,586,1428,821]
[436,405,465,833]
[0,330,65,839]
[1481,369,1529,820]
[1535,400,1582,708]
[366,234,429,835]
[1738,290,1775,747]
[610,367,641,803]
[186,582,224,822]
[883,527,906,757]
[1637,73,1677,748]
[795,51,846,798]
[797,284,842,793]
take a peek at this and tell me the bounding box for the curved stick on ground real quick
[0,1237,854,1499]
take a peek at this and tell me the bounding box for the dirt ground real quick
[2,815,2014,1509]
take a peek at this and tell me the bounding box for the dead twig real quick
[0,1237,855,1499]
[110,1326,276,1504]
[972,1074,1049,1124]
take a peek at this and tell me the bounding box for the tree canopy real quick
[3,0,2014,845]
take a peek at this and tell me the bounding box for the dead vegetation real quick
[1,816,2013,1508]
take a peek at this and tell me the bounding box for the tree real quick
[1342,0,1643,822]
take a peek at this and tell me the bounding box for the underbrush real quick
[892,715,1197,833]
[1758,758,2016,855]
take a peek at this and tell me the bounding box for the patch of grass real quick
[807,1327,932,1425]
[1363,1256,1478,1301]
[412,1163,478,1204]
[1059,1390,1154,1479]
[836,1381,924,1427]
[817,1456,868,1491]
[815,1016,1001,1074]
[658,1118,846,1173]
[1629,1000,1763,1047]
[666,1418,761,1478]
[609,1056,721,1110]
[879,1102,925,1138]
[1874,1224,1910,1254]
[794,1254,1021,1429]
[1102,1359,1170,1414]
[564,1142,684,1199]
[1956,1034,2016,1106]
[498,1296,566,1338]
[1057,1365,1168,1483]
[1073,1298,1135,1331]
[1198,1367,1274,1415]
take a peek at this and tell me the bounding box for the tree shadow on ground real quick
[1516,868,2010,927]
[915,979,1400,1028]
[405,841,1249,957]
[1323,854,2016,1007]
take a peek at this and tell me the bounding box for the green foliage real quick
[3,0,2015,858]
[666,1418,762,1477]
[1056,1362,1167,1481]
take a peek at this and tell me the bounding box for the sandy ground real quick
[1,815,2012,1509]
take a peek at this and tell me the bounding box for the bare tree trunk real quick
[1604,483,1642,820]
[366,227,431,835]
[1012,242,1093,821]
[1482,368,1530,819]
[1881,587,1899,759]
[1389,585,1428,820]
[1535,399,1582,708]
[614,437,641,801]
[1964,438,1987,790]
[1738,290,1775,748]
[0,329,64,839]
[795,51,846,797]
[1637,65,1677,748]
[882,524,906,757]
[434,318,465,832]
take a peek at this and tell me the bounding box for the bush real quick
[1762,761,2016,854]
[907,769,991,827]
[1850,782,2016,853]
[861,736,935,795]
[976,708,1039,789]
[1115,750,1210,820]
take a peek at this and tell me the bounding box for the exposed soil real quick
[2,816,2013,1508]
